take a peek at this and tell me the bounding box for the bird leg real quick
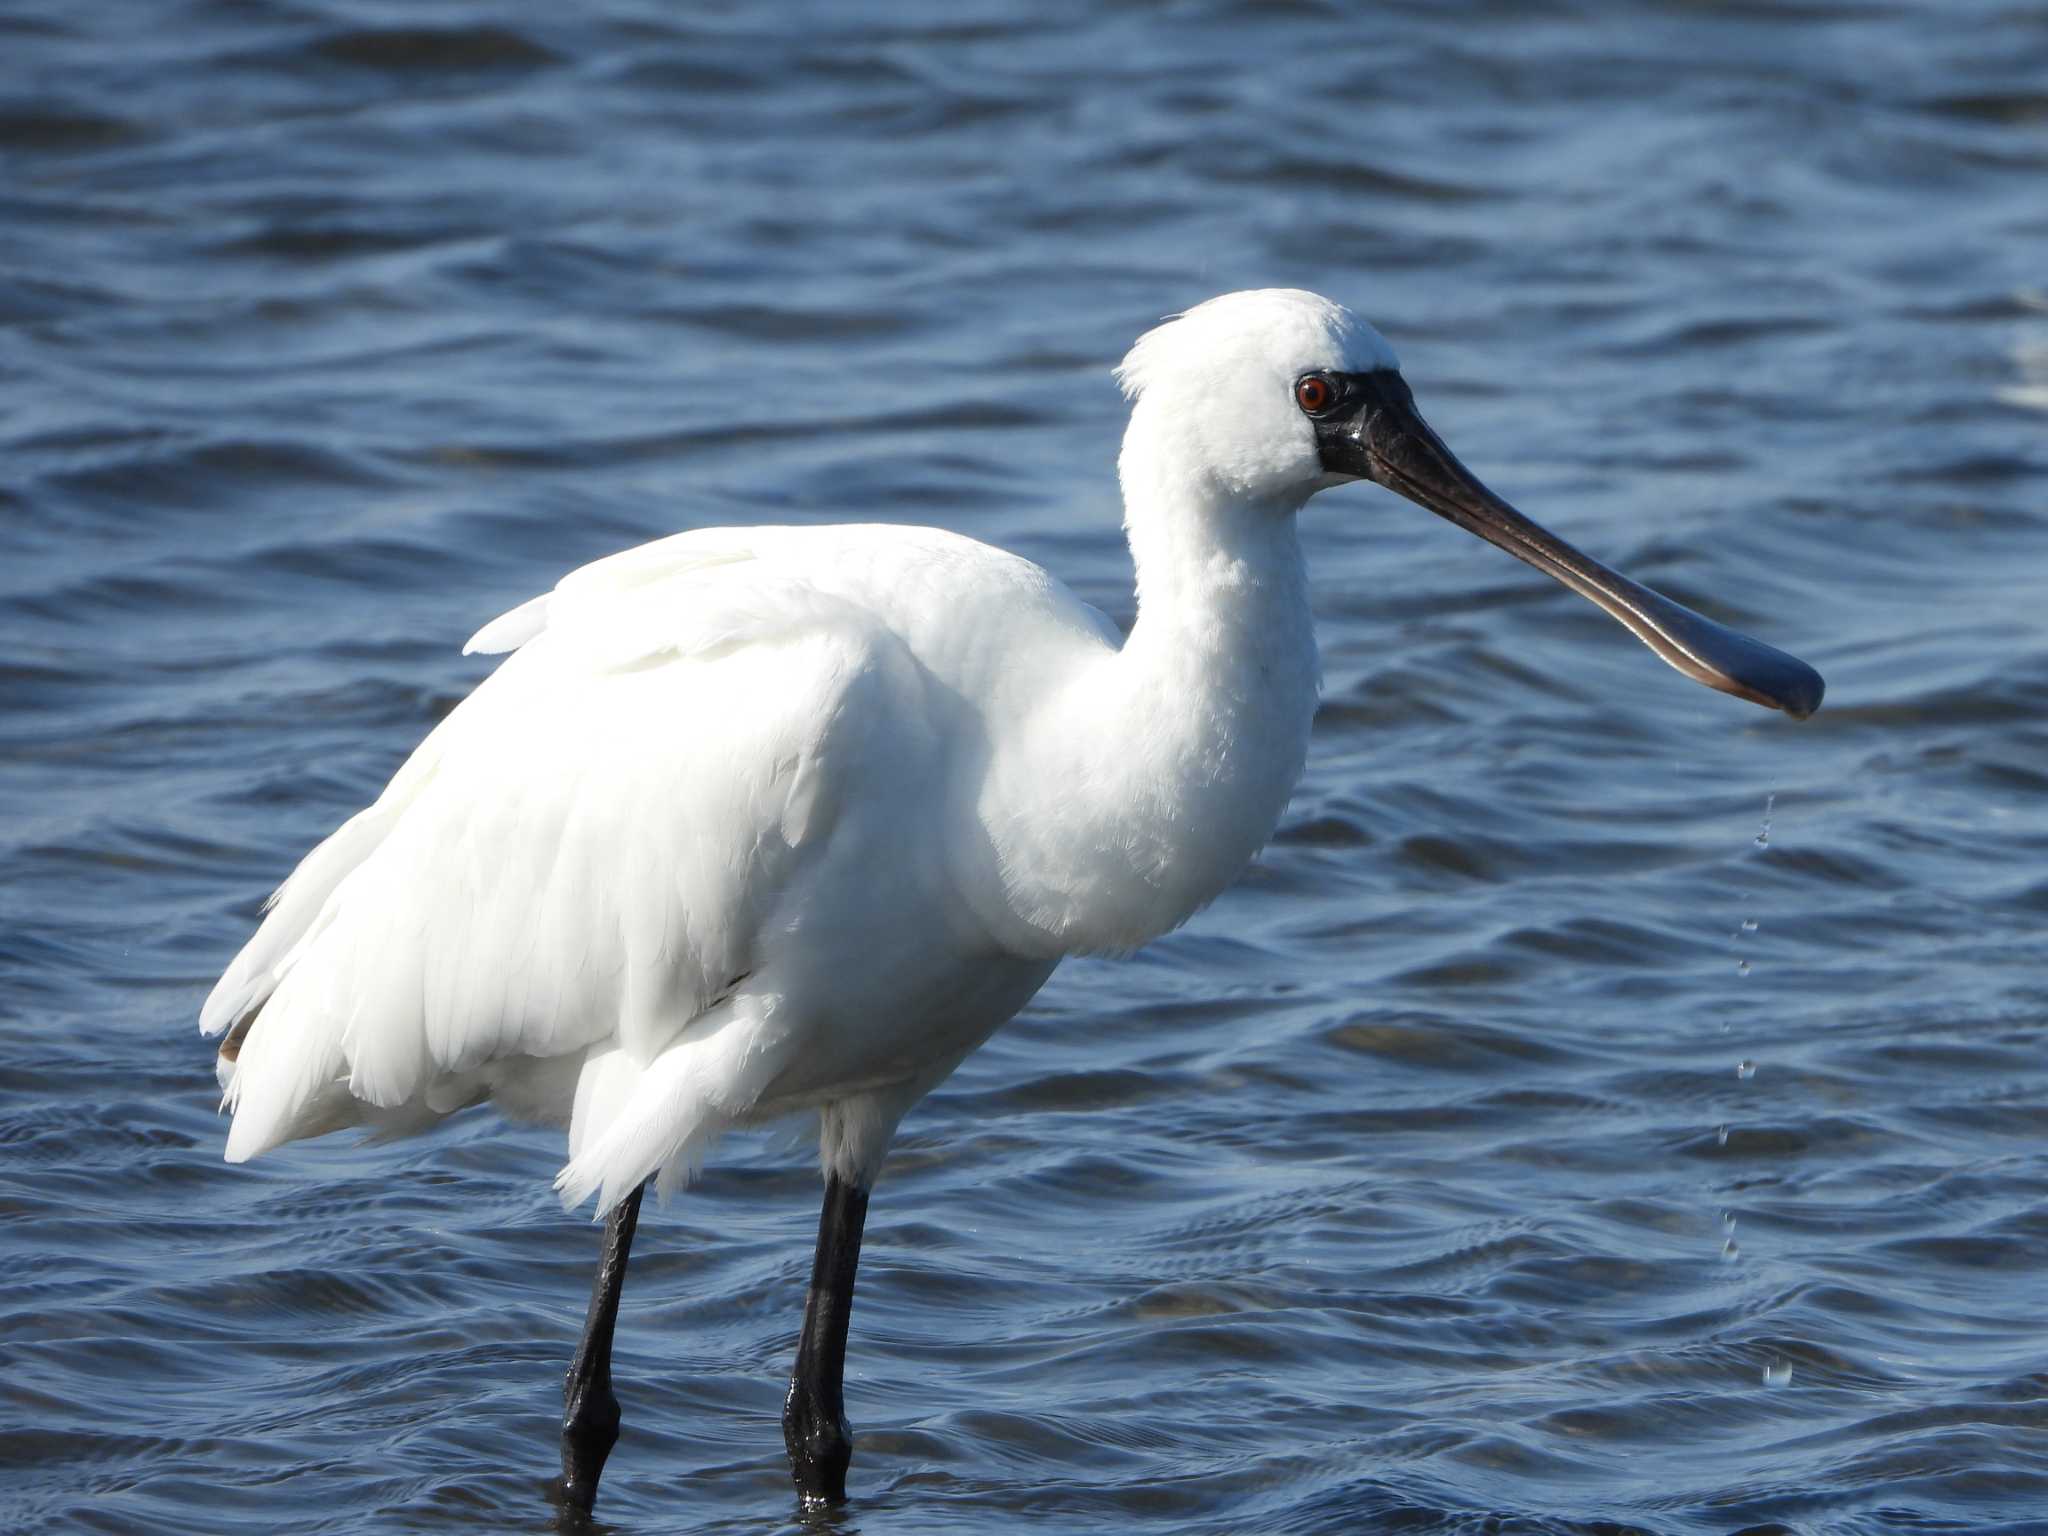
[554,1179,646,1514]
[782,1171,871,1505]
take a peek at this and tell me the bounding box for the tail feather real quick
[202,799,408,1040]
[220,971,352,1163]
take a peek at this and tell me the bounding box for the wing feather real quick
[214,532,920,1163]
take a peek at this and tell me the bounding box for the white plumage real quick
[209,525,1056,1201]
[203,291,1376,1213]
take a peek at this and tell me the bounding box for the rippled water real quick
[6,2,2048,1532]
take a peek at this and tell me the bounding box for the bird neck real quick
[981,434,1322,957]
[1115,448,1320,762]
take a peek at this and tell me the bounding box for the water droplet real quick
[1736,1059,1757,1080]
[1740,918,1759,933]
[1753,792,1776,849]
[1716,1124,1730,1146]
[1736,958,1752,978]
[1763,1358,1792,1388]
[1721,1211,1737,1230]
[1721,1238,1740,1261]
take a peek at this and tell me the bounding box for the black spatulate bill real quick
[1313,369,1824,720]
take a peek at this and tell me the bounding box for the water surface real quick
[5,2,2048,1532]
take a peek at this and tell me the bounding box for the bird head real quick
[1117,289,1823,718]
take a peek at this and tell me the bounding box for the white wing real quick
[205,528,939,1170]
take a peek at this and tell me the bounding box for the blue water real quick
[6,2,2048,1532]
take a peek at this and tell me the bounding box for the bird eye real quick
[1294,375,1335,415]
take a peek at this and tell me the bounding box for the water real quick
[5,2,2048,1531]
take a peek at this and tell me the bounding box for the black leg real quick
[782,1172,871,1505]
[554,1179,646,1514]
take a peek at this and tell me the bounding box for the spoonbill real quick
[201,288,1822,1512]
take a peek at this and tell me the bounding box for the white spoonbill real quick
[202,288,1822,1512]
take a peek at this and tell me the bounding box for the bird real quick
[201,288,1823,1513]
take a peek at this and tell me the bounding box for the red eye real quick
[1294,375,1333,414]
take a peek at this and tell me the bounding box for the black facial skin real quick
[1300,369,1824,719]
